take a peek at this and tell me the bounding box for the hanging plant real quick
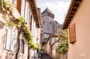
[3,14,40,50]
[3,15,14,27]
[28,40,40,51]
[0,0,13,14]
[22,24,33,42]
[4,1,14,15]
[36,43,41,52]
[57,41,68,54]
[6,22,14,27]
[15,16,25,27]
[0,0,5,8]
[22,23,40,50]
[15,16,40,50]
[57,30,68,54]
[0,0,40,51]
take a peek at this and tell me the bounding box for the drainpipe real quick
[15,28,21,59]
[28,47,30,59]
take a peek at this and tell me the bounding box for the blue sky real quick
[36,0,71,24]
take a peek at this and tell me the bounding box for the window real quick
[69,23,76,44]
[5,28,15,51]
[20,39,24,54]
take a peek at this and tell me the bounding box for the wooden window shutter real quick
[69,23,76,44]
[17,0,21,13]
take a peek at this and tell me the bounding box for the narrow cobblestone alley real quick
[3,0,90,59]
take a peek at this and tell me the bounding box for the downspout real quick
[28,47,30,59]
[15,28,21,59]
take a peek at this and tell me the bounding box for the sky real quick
[36,0,71,24]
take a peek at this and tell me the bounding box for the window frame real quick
[5,28,15,52]
[20,39,25,54]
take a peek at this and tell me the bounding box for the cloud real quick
[38,1,70,11]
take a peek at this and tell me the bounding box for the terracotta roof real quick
[62,0,82,29]
[28,0,40,28]
[37,8,42,28]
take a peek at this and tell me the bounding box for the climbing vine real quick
[16,17,40,51]
[0,0,13,11]
[0,0,40,51]
[57,30,68,54]
[57,39,68,54]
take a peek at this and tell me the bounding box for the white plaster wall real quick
[0,3,20,58]
[31,17,37,42]
[31,16,41,59]
[0,14,6,59]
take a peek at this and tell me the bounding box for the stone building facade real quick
[40,8,62,59]
[53,21,62,35]
[41,8,54,43]
[0,0,41,59]
[41,8,62,45]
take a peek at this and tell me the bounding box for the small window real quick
[5,28,15,51]
[21,39,24,54]
[69,23,76,44]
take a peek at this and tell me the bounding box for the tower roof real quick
[42,8,53,14]
[42,8,55,18]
